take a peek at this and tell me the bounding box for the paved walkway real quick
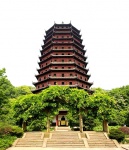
[7,147,125,150]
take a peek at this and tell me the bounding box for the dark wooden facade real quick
[33,23,93,93]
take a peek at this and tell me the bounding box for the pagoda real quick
[33,23,93,93]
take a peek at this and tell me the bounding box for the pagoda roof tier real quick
[33,76,92,86]
[39,49,86,61]
[40,48,86,58]
[35,68,91,79]
[37,63,89,73]
[32,84,93,94]
[44,33,53,41]
[45,30,54,39]
[42,42,85,51]
[45,25,54,34]
[53,30,81,38]
[72,34,83,43]
[38,55,87,65]
[54,23,80,33]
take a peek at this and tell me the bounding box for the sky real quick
[0,0,129,90]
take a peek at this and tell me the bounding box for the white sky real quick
[0,0,129,90]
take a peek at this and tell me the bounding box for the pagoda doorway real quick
[52,110,68,126]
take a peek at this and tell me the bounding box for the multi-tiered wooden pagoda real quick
[33,23,92,94]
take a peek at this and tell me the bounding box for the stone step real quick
[46,144,85,147]
[47,140,84,144]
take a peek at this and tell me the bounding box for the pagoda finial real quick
[70,20,71,24]
[62,21,64,24]
[54,21,56,24]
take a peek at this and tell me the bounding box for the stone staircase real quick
[14,132,44,147]
[13,130,121,149]
[86,131,120,148]
[46,131,86,148]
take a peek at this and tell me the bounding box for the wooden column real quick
[56,115,58,126]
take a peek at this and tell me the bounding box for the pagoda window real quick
[62,67,64,69]
[46,63,47,65]
[55,47,57,49]
[80,76,82,79]
[68,47,71,49]
[54,74,56,77]
[62,82,64,85]
[82,84,83,87]
[38,85,40,89]
[62,53,64,55]
[68,67,71,69]
[62,47,64,49]
[39,78,41,81]
[70,74,73,76]
[44,76,46,79]
[54,60,56,62]
[54,82,56,85]
[57,36,58,38]
[56,53,58,55]
[67,36,69,38]
[85,78,87,81]
[42,84,44,87]
[68,53,70,55]
[69,60,71,62]
[62,60,64,62]
[69,82,72,85]
[62,36,64,38]
[62,74,64,77]
[55,67,58,69]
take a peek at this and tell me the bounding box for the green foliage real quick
[0,68,15,121]
[109,129,125,142]
[27,120,46,131]
[109,85,129,126]
[14,85,33,97]
[93,125,103,131]
[109,126,120,131]
[90,88,116,121]
[0,135,16,150]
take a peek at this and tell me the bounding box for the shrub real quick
[93,125,103,131]
[10,126,23,137]
[109,126,120,131]
[0,124,23,137]
[109,129,125,143]
[119,127,129,135]
[0,135,16,150]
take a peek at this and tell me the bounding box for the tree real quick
[0,68,15,121]
[109,86,129,126]
[90,88,116,132]
[68,88,90,132]
[38,86,70,132]
[14,85,34,97]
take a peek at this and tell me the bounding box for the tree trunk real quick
[79,109,83,133]
[103,120,109,133]
[47,119,50,132]
[22,121,26,131]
